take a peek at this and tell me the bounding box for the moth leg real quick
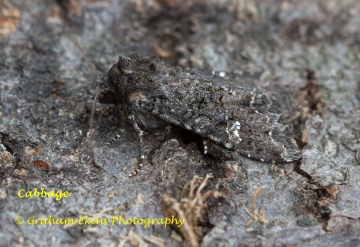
[106,132,123,146]
[203,139,208,154]
[204,139,235,160]
[128,115,146,142]
[128,115,147,177]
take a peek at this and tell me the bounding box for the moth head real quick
[103,55,167,100]
[116,54,160,75]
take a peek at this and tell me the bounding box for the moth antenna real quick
[89,89,101,134]
[70,34,101,78]
[71,34,102,134]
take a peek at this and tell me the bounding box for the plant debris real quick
[161,174,224,247]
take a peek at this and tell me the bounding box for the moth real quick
[72,36,301,174]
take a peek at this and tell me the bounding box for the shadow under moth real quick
[72,36,301,175]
